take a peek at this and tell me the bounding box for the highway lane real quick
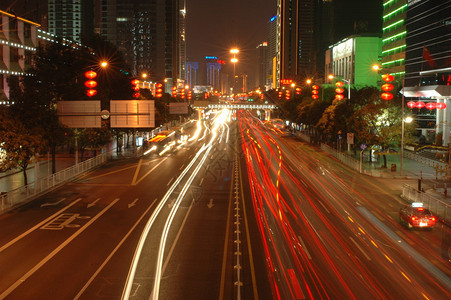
[238,111,451,299]
[121,109,264,299]
[0,121,212,299]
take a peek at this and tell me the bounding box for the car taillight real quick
[431,217,436,221]
[411,216,416,221]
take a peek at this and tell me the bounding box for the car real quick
[399,202,436,229]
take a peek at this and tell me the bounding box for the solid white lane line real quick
[74,198,158,300]
[0,198,82,253]
[0,199,119,299]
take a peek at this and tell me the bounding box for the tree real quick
[349,100,402,167]
[0,106,47,185]
[77,127,112,160]
[316,98,353,141]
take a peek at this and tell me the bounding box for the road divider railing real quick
[401,183,450,224]
[0,152,110,213]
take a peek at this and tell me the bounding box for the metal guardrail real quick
[402,184,450,223]
[404,151,447,169]
[0,152,110,212]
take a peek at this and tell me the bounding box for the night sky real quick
[186,0,277,83]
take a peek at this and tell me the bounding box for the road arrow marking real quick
[207,198,214,209]
[168,199,174,208]
[87,198,100,208]
[128,198,139,208]
[41,198,66,207]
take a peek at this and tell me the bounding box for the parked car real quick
[399,203,436,229]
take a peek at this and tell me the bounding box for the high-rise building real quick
[277,0,322,86]
[48,0,94,43]
[381,0,407,78]
[402,0,451,145]
[268,15,278,89]
[256,42,269,89]
[96,0,185,83]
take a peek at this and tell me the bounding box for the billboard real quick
[169,102,188,114]
[57,101,101,128]
[110,100,155,128]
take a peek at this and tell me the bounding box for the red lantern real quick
[416,101,425,108]
[84,80,97,88]
[312,89,319,95]
[407,101,416,108]
[335,81,344,88]
[381,74,394,82]
[84,70,97,79]
[133,92,140,98]
[311,94,319,100]
[335,88,344,94]
[131,79,140,86]
[425,102,436,110]
[295,87,302,95]
[436,102,447,109]
[86,89,97,97]
[381,92,393,100]
[381,83,394,92]
[312,85,319,90]
[335,94,344,100]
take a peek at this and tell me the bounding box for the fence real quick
[0,152,110,212]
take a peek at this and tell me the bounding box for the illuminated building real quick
[381,0,407,77]
[325,35,382,87]
[401,0,451,145]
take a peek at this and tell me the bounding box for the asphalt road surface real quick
[0,109,449,300]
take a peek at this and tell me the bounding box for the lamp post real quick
[372,64,409,175]
[328,74,350,101]
[230,48,239,94]
[401,115,413,176]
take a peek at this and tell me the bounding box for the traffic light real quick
[155,82,163,98]
[335,81,345,100]
[285,89,291,100]
[295,87,302,95]
[131,79,140,98]
[311,84,319,99]
[381,74,394,100]
[84,70,97,97]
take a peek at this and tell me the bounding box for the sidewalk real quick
[0,147,136,193]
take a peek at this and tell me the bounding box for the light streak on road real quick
[122,143,209,300]
[152,144,213,299]
[123,108,232,300]
[238,110,451,299]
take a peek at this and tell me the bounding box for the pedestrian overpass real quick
[191,101,278,110]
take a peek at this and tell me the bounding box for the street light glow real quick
[231,57,238,63]
[230,48,239,54]
[100,61,108,68]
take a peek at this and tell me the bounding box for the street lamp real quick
[230,48,239,93]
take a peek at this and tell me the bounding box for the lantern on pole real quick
[335,81,345,100]
[311,84,319,100]
[380,74,394,100]
[131,79,140,98]
[84,70,97,97]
